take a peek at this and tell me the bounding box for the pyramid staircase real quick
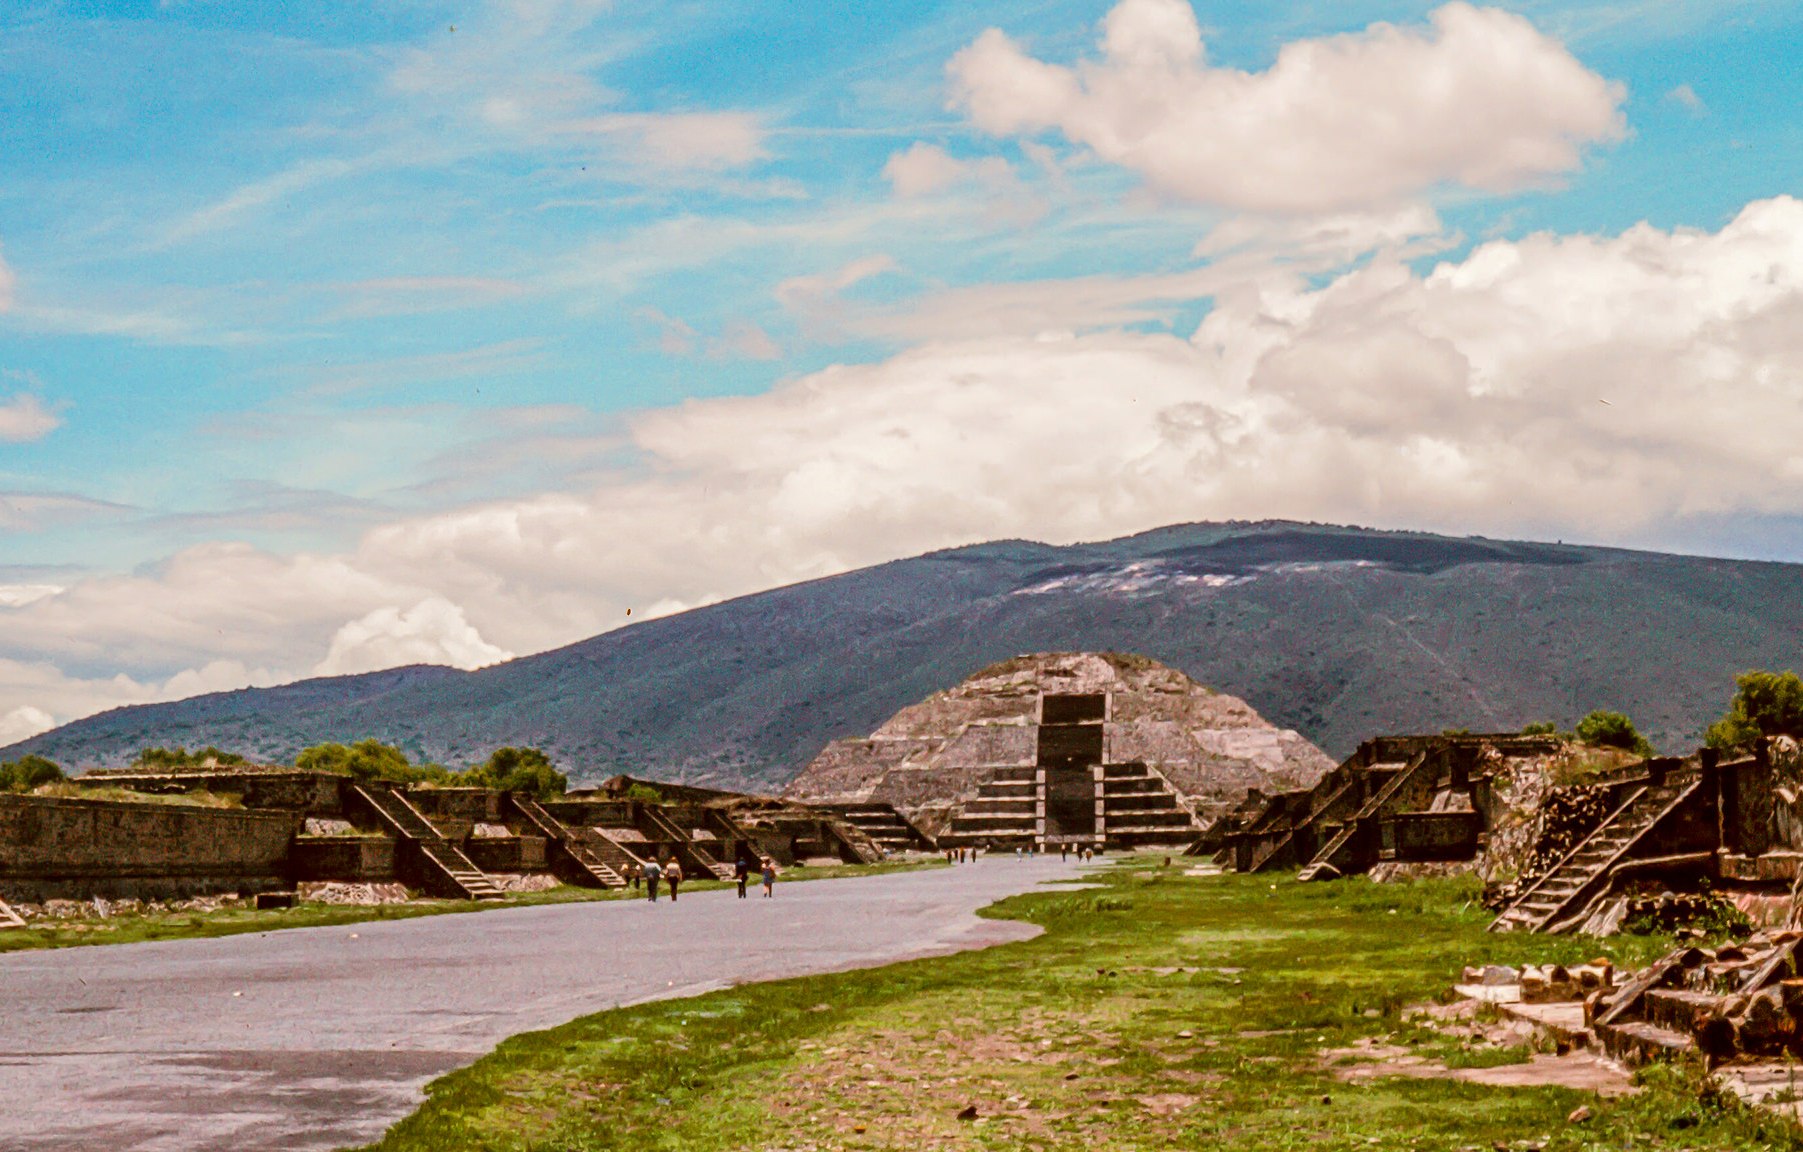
[506,793,628,889]
[1099,763,1202,847]
[942,766,1039,847]
[352,784,505,901]
[637,805,735,879]
[1297,751,1432,881]
[1490,771,1701,933]
[829,803,937,853]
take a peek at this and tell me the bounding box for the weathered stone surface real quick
[782,652,1333,824]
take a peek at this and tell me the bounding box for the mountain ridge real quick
[9,520,1801,791]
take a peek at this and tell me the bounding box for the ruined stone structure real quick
[1206,732,1803,936]
[1,765,878,906]
[783,652,1333,851]
[1198,733,1569,879]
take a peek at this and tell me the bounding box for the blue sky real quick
[0,0,1800,739]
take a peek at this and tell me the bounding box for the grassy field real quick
[0,857,943,953]
[360,860,1798,1152]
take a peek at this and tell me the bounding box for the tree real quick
[1574,710,1653,755]
[1520,721,1559,736]
[0,754,64,792]
[466,746,567,799]
[1706,670,1803,751]
[295,739,451,786]
[133,746,247,769]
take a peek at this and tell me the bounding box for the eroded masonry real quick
[0,767,884,908]
[1199,731,1803,935]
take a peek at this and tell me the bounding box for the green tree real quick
[1520,721,1559,737]
[465,746,568,799]
[133,745,246,769]
[296,739,451,786]
[1574,710,1653,755]
[1706,670,1803,751]
[0,754,64,792]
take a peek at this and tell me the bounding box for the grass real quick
[0,857,945,953]
[359,862,1800,1152]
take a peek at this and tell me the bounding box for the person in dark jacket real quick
[643,858,662,902]
[735,855,752,899]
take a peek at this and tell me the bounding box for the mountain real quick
[8,521,1803,792]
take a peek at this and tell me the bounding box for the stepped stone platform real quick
[784,652,1332,851]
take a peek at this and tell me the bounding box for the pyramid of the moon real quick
[782,652,1334,848]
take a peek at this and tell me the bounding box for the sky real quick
[0,0,1800,745]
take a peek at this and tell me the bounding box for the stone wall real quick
[85,769,349,815]
[0,793,299,901]
[288,836,397,882]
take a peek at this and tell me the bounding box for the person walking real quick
[666,859,683,902]
[735,855,752,899]
[643,857,662,902]
[628,861,642,892]
[1060,842,1069,862]
[761,856,777,897]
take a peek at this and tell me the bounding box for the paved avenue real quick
[0,858,1086,1151]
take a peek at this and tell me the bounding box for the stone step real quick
[1643,988,1730,1034]
[1597,1019,1696,1065]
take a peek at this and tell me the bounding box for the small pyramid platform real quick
[783,652,1333,850]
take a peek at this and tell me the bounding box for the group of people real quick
[623,855,777,902]
[943,842,1099,863]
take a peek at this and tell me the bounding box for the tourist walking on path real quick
[761,856,777,897]
[666,860,683,902]
[643,858,662,902]
[628,862,642,892]
[735,856,751,898]
[1060,843,1069,861]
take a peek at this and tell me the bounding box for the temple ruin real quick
[0,765,881,910]
[784,652,1334,851]
[1204,731,1803,936]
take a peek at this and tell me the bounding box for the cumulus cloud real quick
[947,0,1625,213]
[0,705,55,745]
[5,197,1803,741]
[315,597,513,676]
[0,394,62,443]
[883,142,1016,198]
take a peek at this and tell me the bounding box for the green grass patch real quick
[356,862,1801,1152]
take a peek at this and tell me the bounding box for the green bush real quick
[133,745,246,769]
[0,754,64,792]
[464,746,567,799]
[1574,710,1653,755]
[623,782,663,804]
[1520,720,1558,736]
[1706,670,1803,751]
[295,740,453,786]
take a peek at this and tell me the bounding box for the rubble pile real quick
[1586,930,1803,1066]
[1620,891,1753,939]
[295,881,411,905]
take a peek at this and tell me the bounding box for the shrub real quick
[0,754,64,792]
[1706,670,1803,751]
[623,782,663,804]
[1574,710,1652,755]
[133,746,247,769]
[465,747,567,799]
[1520,721,1559,736]
[295,740,453,786]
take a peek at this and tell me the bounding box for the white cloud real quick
[6,197,1803,738]
[947,0,1626,213]
[315,596,512,676]
[1665,83,1706,115]
[0,395,62,443]
[0,246,14,312]
[0,705,55,746]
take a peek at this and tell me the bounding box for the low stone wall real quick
[83,769,350,816]
[464,836,547,873]
[288,836,397,882]
[407,788,503,823]
[0,793,299,901]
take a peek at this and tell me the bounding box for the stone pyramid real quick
[782,652,1333,844]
